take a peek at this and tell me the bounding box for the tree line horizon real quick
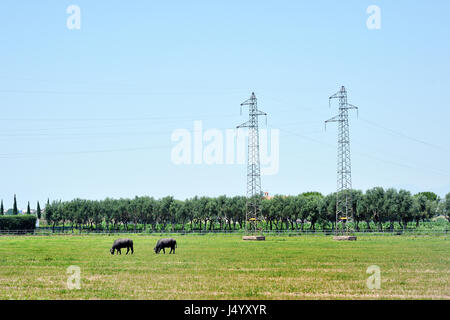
[3,187,445,232]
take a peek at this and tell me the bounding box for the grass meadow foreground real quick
[0,234,448,300]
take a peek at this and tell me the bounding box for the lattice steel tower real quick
[237,92,267,234]
[325,86,358,234]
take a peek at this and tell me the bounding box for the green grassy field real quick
[0,234,448,300]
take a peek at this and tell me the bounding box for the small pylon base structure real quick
[243,235,266,241]
[333,235,357,241]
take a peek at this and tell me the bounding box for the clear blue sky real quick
[0,0,449,209]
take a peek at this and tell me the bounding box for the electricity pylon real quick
[237,92,267,234]
[325,86,358,234]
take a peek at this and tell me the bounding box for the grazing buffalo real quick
[110,238,134,255]
[154,238,177,254]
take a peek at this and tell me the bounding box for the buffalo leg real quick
[163,248,165,254]
[131,246,134,254]
[126,247,130,255]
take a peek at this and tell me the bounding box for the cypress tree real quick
[46,198,50,220]
[0,200,3,215]
[13,194,18,215]
[37,201,41,219]
[27,202,31,215]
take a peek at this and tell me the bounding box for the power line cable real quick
[0,145,171,159]
[277,127,450,178]
[359,116,450,153]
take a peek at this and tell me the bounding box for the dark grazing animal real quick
[154,238,177,254]
[110,238,134,255]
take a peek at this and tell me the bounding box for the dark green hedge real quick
[0,215,37,230]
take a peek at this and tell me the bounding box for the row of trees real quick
[42,188,450,232]
[0,195,42,218]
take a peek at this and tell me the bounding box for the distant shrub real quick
[0,215,37,230]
